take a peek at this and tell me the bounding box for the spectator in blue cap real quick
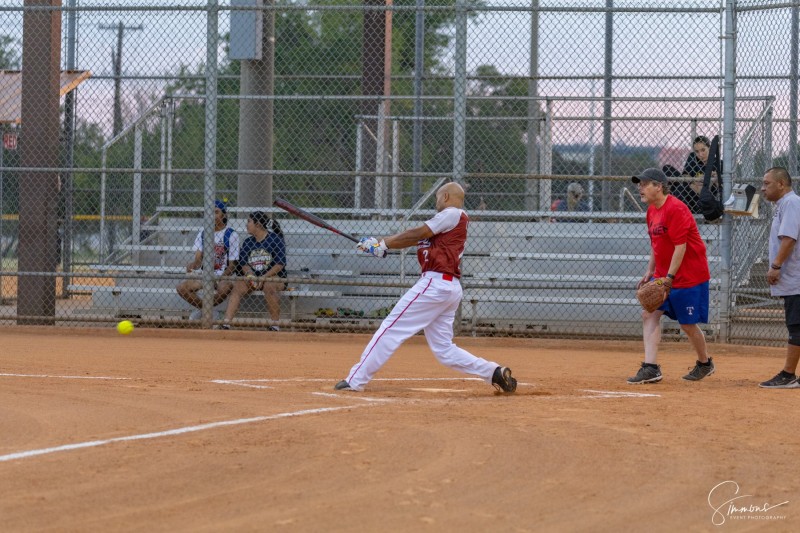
[177,200,240,321]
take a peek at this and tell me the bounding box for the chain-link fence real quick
[0,1,796,343]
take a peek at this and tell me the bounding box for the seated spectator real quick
[220,211,287,331]
[177,200,239,320]
[663,135,721,214]
[551,182,590,221]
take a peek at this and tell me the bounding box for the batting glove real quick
[357,237,388,258]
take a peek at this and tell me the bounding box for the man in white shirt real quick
[759,167,800,388]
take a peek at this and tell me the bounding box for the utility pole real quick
[99,21,142,135]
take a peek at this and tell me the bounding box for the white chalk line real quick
[0,405,364,464]
[0,373,131,381]
[210,379,273,390]
[312,391,394,403]
[227,377,486,383]
[581,389,661,398]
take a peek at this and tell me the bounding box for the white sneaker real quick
[189,309,202,320]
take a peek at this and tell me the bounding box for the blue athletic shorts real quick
[659,281,709,324]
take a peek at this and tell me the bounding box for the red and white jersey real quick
[417,207,469,278]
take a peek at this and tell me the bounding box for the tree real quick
[0,35,20,69]
[157,0,469,210]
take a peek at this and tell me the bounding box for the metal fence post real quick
[132,123,142,265]
[412,0,425,203]
[202,0,220,327]
[166,97,174,205]
[790,5,799,177]
[601,0,614,211]
[355,121,363,209]
[720,0,737,344]
[159,100,167,206]
[452,0,467,185]
[539,99,553,210]
[526,0,540,211]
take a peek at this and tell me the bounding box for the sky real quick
[0,1,794,153]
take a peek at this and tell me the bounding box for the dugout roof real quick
[0,70,91,124]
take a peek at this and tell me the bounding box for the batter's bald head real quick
[435,182,465,211]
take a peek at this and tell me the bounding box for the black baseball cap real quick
[631,168,667,184]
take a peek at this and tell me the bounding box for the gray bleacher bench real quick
[467,273,641,289]
[122,245,356,258]
[90,264,185,274]
[492,252,721,262]
[467,272,722,289]
[67,285,340,320]
[463,292,642,331]
[466,294,640,306]
[88,264,355,278]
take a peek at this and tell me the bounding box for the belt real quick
[422,271,454,282]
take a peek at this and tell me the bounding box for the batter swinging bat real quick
[273,198,359,243]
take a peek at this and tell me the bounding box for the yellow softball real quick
[116,320,134,335]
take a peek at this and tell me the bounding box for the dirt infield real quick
[1,327,798,531]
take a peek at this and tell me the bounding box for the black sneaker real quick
[627,362,663,384]
[334,380,355,391]
[269,325,280,332]
[683,357,715,381]
[491,366,517,393]
[759,371,799,389]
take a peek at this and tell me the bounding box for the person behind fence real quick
[177,200,239,321]
[662,135,721,214]
[758,167,800,388]
[627,168,714,384]
[332,181,517,394]
[219,211,287,331]
[551,182,590,221]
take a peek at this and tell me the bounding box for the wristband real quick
[771,264,782,270]
[666,274,675,279]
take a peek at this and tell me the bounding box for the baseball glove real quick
[636,278,671,313]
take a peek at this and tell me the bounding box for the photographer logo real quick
[708,481,788,526]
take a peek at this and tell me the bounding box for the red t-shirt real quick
[646,195,710,288]
[416,207,468,278]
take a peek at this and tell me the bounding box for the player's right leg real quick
[423,283,499,384]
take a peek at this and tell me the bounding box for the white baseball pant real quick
[344,271,499,391]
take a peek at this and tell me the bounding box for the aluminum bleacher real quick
[75,207,722,336]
